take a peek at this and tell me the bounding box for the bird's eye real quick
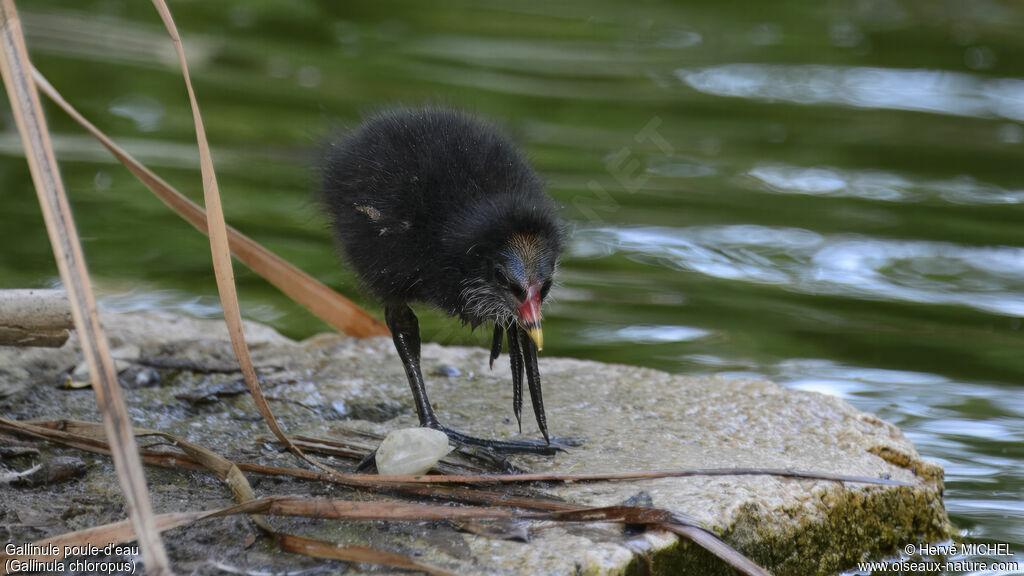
[511,285,527,301]
[540,279,553,299]
[494,267,510,287]
[494,266,527,300]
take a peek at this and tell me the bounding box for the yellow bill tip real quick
[527,326,543,351]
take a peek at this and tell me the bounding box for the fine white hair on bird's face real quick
[459,276,514,327]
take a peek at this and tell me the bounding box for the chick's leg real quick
[384,304,558,455]
[385,303,438,427]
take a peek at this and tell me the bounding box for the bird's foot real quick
[431,423,566,456]
[354,427,582,473]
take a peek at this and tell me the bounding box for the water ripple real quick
[97,288,282,325]
[584,324,711,344]
[573,225,1024,316]
[748,163,1024,205]
[677,64,1024,122]
[109,94,165,133]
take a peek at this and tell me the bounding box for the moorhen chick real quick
[321,107,562,455]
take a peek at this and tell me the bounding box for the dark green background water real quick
[1,1,1021,574]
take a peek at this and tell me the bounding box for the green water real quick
[1,1,1022,573]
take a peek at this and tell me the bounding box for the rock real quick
[0,312,950,575]
[374,427,452,476]
[119,365,160,389]
[433,364,462,377]
[8,456,88,487]
[68,343,143,386]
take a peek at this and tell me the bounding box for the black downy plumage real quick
[321,107,562,454]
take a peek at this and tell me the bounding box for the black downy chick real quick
[321,107,562,455]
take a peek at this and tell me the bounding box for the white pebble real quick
[375,428,452,476]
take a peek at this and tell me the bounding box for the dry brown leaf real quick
[277,533,458,576]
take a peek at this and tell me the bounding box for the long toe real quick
[431,424,564,456]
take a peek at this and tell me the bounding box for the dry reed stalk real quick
[0,1,170,573]
[148,0,359,483]
[30,68,389,339]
